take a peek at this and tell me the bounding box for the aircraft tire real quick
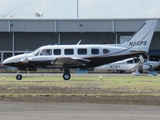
[63,74,71,80]
[16,74,22,80]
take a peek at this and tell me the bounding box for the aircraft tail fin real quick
[123,20,157,52]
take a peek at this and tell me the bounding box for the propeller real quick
[21,49,29,63]
[24,49,29,63]
[25,53,29,63]
[139,55,144,64]
[131,55,143,76]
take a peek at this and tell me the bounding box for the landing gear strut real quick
[63,65,71,80]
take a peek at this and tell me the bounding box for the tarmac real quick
[0,102,160,120]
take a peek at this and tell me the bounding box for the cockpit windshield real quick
[32,48,41,56]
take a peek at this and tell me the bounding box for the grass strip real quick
[1,93,160,97]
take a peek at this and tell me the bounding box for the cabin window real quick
[127,60,134,64]
[103,49,110,54]
[64,49,74,55]
[91,48,99,55]
[54,49,61,55]
[78,48,87,55]
[40,49,52,55]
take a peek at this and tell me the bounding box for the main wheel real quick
[16,74,22,80]
[63,73,71,80]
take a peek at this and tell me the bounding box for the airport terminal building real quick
[0,18,160,63]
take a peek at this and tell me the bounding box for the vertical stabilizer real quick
[123,20,157,52]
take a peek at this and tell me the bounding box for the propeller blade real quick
[139,55,144,64]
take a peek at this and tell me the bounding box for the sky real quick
[0,0,160,19]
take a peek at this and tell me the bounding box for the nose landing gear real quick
[16,70,23,80]
[16,74,22,80]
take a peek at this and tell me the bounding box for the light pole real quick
[77,0,79,17]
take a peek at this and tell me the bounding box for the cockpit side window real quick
[103,49,110,54]
[40,49,52,55]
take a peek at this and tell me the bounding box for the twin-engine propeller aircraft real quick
[2,20,158,80]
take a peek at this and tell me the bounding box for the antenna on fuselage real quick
[77,40,81,45]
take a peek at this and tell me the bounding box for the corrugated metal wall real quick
[114,20,145,32]
[0,32,12,51]
[60,32,116,44]
[117,32,134,43]
[11,20,55,32]
[1,32,158,51]
[0,20,9,32]
[0,19,160,52]
[14,32,58,51]
[57,20,112,32]
[150,32,160,50]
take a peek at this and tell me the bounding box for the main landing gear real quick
[63,65,71,80]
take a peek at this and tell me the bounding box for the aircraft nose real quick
[2,59,7,65]
[2,58,11,65]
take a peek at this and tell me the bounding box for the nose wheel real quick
[16,74,22,80]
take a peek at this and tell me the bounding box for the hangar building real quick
[0,18,160,63]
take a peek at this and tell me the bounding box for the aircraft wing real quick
[96,62,141,71]
[53,57,90,67]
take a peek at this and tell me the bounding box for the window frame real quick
[64,49,74,55]
[53,49,61,55]
[77,48,87,55]
[91,48,99,55]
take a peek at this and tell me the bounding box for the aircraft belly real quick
[86,53,144,67]
[29,58,84,68]
[29,60,53,67]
